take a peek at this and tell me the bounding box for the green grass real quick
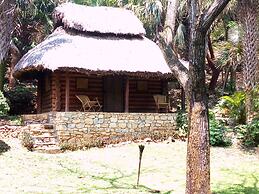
[0,139,258,193]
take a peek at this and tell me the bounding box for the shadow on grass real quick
[0,140,11,155]
[59,162,174,193]
[213,174,259,194]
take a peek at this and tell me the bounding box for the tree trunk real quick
[0,0,15,91]
[9,43,21,88]
[162,0,179,45]
[159,1,230,192]
[238,0,258,123]
[186,29,210,194]
[186,0,230,193]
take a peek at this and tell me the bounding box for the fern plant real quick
[219,91,246,124]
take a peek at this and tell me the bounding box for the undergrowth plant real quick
[176,109,188,135]
[235,119,259,147]
[209,110,232,147]
[218,91,246,125]
[0,91,10,116]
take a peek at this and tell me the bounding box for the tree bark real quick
[238,0,259,123]
[207,54,221,91]
[162,0,179,45]
[186,14,210,194]
[9,42,21,88]
[186,0,230,193]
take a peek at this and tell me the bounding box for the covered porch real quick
[38,70,175,113]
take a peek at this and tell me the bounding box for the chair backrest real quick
[76,95,91,106]
[153,95,167,105]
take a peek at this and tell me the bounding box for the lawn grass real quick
[0,139,258,194]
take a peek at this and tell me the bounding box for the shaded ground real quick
[0,138,258,194]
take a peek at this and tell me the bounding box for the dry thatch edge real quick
[14,27,171,77]
[53,2,146,36]
[14,65,174,80]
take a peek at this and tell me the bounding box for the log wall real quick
[53,72,103,112]
[39,72,168,113]
[128,79,164,112]
[40,73,52,113]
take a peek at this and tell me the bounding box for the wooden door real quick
[104,77,124,112]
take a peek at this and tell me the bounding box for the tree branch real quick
[201,0,231,32]
[157,36,189,90]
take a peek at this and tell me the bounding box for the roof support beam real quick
[37,76,42,114]
[124,77,129,112]
[65,72,70,112]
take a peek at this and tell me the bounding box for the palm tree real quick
[238,0,258,122]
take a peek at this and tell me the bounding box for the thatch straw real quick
[14,27,171,78]
[53,3,146,36]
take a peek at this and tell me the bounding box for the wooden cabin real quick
[14,3,176,113]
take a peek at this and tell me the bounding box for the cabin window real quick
[76,78,88,90]
[137,81,148,92]
[45,75,51,92]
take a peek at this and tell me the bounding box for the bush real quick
[209,111,232,147]
[4,85,36,115]
[236,119,259,147]
[21,131,34,151]
[0,90,10,116]
[218,91,246,125]
[176,110,188,135]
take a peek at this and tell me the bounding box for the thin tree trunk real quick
[162,0,179,45]
[207,54,221,91]
[9,42,21,88]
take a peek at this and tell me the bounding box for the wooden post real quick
[37,76,42,114]
[65,72,70,112]
[53,72,61,111]
[124,78,129,112]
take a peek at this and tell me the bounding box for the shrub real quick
[4,85,36,115]
[21,131,34,151]
[0,90,10,116]
[209,111,232,147]
[236,119,259,147]
[218,91,246,125]
[176,110,188,135]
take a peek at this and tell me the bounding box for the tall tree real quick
[159,0,230,193]
[0,0,15,90]
[238,0,258,123]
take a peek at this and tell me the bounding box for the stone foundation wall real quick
[22,112,178,149]
[54,112,177,146]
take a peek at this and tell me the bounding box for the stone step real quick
[31,134,57,138]
[34,139,58,145]
[34,142,58,146]
[34,146,62,154]
[43,124,54,129]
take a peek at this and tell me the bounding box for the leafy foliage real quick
[4,85,36,115]
[235,119,259,147]
[209,111,232,147]
[176,109,188,134]
[0,91,10,116]
[14,0,58,54]
[218,91,246,124]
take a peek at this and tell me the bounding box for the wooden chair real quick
[76,95,102,112]
[153,95,170,113]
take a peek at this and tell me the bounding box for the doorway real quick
[103,77,124,112]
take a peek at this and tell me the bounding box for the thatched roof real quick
[14,27,171,78]
[53,3,145,36]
